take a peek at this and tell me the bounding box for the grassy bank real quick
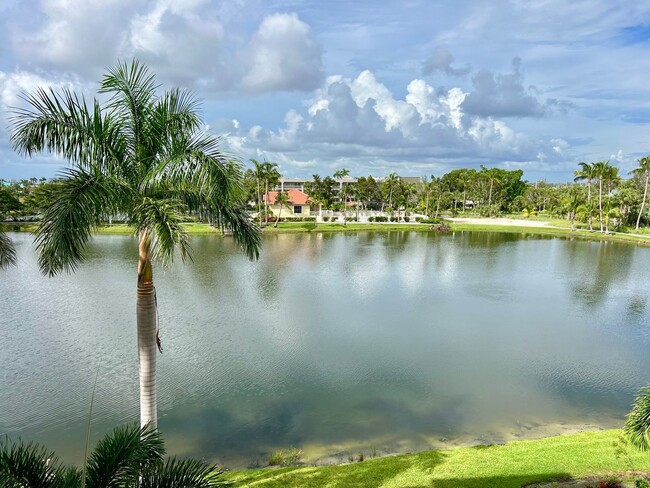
[4,220,650,246]
[223,430,650,487]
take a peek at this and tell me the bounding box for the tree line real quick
[239,157,650,231]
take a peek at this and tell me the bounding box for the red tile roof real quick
[264,189,311,205]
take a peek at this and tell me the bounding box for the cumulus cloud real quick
[6,1,322,95]
[227,70,565,175]
[423,46,470,77]
[242,13,323,93]
[461,57,571,118]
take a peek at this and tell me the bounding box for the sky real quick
[1,0,650,182]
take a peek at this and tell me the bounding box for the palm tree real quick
[632,156,650,230]
[273,191,291,228]
[574,162,595,203]
[0,423,227,487]
[250,158,265,227]
[261,161,280,225]
[10,60,261,429]
[592,160,611,232]
[333,168,350,222]
[381,172,399,212]
[0,231,16,269]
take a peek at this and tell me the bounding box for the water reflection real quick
[1,231,650,467]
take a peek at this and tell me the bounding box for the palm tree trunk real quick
[274,203,282,228]
[598,178,603,232]
[257,179,262,227]
[137,232,157,429]
[636,172,649,230]
[264,180,269,226]
[587,179,591,203]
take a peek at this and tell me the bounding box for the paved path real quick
[447,217,560,228]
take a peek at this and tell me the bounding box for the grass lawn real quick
[222,430,650,487]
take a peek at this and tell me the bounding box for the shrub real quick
[268,447,303,467]
[390,216,398,222]
[403,217,410,222]
[322,216,330,222]
[415,217,422,222]
[368,216,375,222]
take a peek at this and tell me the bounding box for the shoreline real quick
[4,218,650,247]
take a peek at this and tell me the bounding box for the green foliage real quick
[0,423,229,487]
[625,385,650,451]
[0,231,17,269]
[268,448,302,467]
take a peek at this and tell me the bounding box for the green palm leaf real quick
[0,231,17,269]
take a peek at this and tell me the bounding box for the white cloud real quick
[242,13,323,93]
[228,70,565,176]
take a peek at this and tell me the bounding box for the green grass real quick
[4,219,650,247]
[222,430,650,487]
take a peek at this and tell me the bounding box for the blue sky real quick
[1,0,649,182]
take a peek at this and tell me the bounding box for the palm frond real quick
[0,231,17,269]
[625,385,650,451]
[153,87,203,137]
[35,168,132,276]
[10,88,124,174]
[0,435,75,488]
[100,60,158,154]
[140,458,231,488]
[212,205,261,260]
[85,423,165,487]
[131,197,191,265]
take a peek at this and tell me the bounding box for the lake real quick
[1,231,650,468]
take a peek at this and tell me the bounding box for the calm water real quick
[1,231,650,468]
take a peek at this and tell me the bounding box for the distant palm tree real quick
[273,191,291,228]
[10,60,261,429]
[632,156,650,230]
[574,161,595,203]
[0,231,16,269]
[0,423,228,487]
[262,161,280,224]
[250,158,265,227]
[592,160,612,232]
[333,168,350,223]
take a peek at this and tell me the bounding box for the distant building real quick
[263,189,312,217]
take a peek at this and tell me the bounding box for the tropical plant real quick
[273,191,291,228]
[574,161,595,203]
[625,386,650,452]
[10,60,261,429]
[0,231,16,269]
[261,161,280,225]
[632,156,650,230]
[333,168,350,224]
[0,423,228,487]
[250,158,265,227]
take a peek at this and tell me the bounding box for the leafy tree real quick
[10,60,261,429]
[632,156,650,230]
[0,187,23,219]
[0,423,228,487]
